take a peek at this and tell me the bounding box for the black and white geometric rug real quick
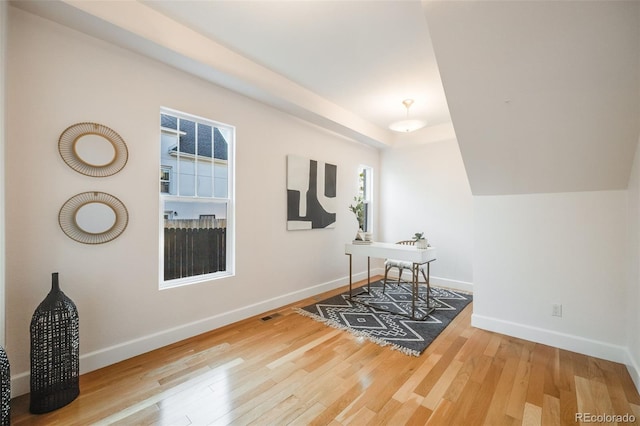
[295,280,472,356]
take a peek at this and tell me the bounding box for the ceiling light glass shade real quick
[389,98,426,132]
[389,119,426,133]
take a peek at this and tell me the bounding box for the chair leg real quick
[397,268,403,288]
[421,269,431,304]
[420,269,429,286]
[383,265,391,293]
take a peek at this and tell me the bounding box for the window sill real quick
[160,270,234,290]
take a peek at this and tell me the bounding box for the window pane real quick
[197,123,213,158]
[363,202,369,232]
[175,119,195,196]
[196,123,213,197]
[358,166,373,233]
[160,133,177,195]
[163,200,227,281]
[161,113,177,130]
[196,158,213,197]
[214,127,229,198]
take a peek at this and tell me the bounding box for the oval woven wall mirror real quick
[59,192,129,244]
[58,122,128,177]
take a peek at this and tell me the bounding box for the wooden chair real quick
[382,240,431,298]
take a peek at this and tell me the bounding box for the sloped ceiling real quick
[8,0,640,196]
[424,1,640,195]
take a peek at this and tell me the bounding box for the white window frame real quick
[359,165,373,233]
[159,107,235,289]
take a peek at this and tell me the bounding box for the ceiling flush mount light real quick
[389,99,426,133]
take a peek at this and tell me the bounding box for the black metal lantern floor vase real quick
[0,345,10,425]
[30,273,79,414]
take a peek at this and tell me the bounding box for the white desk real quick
[345,242,437,320]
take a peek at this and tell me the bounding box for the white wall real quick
[5,8,378,396]
[472,191,629,362]
[424,1,640,196]
[380,138,473,291]
[0,0,6,347]
[627,135,640,390]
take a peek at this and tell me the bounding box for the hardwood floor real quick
[10,279,640,425]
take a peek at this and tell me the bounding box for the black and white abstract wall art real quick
[287,155,337,230]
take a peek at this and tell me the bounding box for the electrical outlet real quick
[552,303,562,317]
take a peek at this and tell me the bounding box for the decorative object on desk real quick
[286,155,337,230]
[58,122,128,177]
[352,230,373,244]
[59,191,129,244]
[30,273,80,414]
[0,346,9,425]
[295,280,472,356]
[413,232,428,249]
[352,238,372,245]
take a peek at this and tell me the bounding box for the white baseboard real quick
[11,269,379,397]
[624,348,640,395]
[472,313,628,365]
[430,276,473,293]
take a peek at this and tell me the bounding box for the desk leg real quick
[412,263,418,320]
[427,261,431,309]
[347,253,370,299]
[423,261,435,316]
[348,253,353,298]
[367,256,371,293]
